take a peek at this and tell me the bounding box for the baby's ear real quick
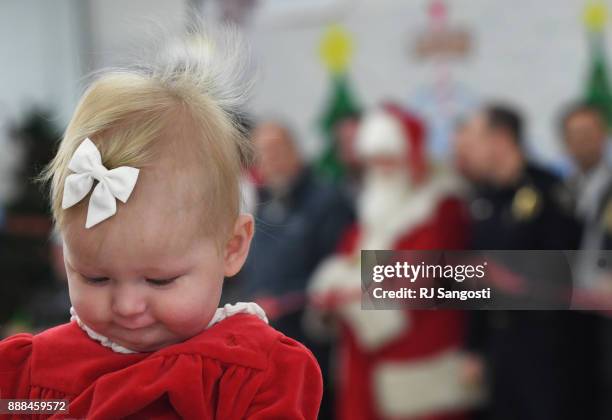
[223,214,255,277]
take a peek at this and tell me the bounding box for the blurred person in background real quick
[453,118,491,185]
[561,103,612,284]
[307,104,482,420]
[0,110,56,335]
[241,120,354,419]
[560,102,612,420]
[459,104,581,249]
[456,103,592,420]
[3,231,70,335]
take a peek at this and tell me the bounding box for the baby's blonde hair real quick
[41,24,253,243]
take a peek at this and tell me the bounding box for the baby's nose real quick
[111,286,147,319]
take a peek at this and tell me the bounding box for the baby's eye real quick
[146,277,179,287]
[84,276,110,284]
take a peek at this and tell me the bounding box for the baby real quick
[0,26,322,419]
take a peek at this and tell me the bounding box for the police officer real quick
[455,103,589,420]
[459,105,580,250]
[561,102,611,420]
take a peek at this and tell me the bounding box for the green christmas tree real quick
[584,1,612,127]
[316,26,360,181]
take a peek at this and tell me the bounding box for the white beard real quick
[357,169,412,231]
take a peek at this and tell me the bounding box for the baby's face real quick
[63,225,224,352]
[61,131,251,352]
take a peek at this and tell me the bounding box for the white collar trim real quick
[70,302,269,354]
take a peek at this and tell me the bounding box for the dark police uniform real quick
[469,164,580,250]
[587,178,612,420]
[467,163,597,420]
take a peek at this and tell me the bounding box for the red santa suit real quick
[0,304,322,419]
[308,106,483,420]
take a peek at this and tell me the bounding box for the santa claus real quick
[306,104,483,420]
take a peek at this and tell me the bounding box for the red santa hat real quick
[356,103,428,184]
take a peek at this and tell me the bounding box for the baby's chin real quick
[110,331,184,353]
[118,339,177,353]
[108,323,209,353]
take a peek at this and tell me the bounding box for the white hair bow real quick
[62,138,140,228]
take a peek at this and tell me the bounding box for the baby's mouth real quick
[113,319,155,331]
[116,324,149,331]
[110,327,156,349]
[109,323,158,347]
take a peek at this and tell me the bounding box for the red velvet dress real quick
[0,313,323,419]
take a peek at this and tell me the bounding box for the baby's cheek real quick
[68,279,112,325]
[155,281,221,335]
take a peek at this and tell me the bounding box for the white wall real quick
[85,0,187,68]
[0,0,84,203]
[244,0,602,165]
[0,0,84,125]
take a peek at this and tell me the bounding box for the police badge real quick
[512,186,541,221]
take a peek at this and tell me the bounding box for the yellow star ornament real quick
[319,25,353,74]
